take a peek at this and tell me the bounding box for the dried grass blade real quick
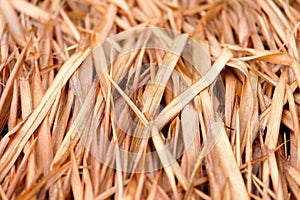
[52,89,74,153]
[0,37,31,117]
[8,80,18,131]
[286,86,300,167]
[51,80,97,168]
[0,0,26,46]
[155,48,233,130]
[83,155,94,200]
[96,4,117,41]
[151,126,188,193]
[180,104,201,178]
[19,78,33,119]
[36,119,53,175]
[11,0,51,24]
[285,172,300,199]
[291,60,300,89]
[207,118,248,199]
[0,49,90,181]
[259,0,288,42]
[6,138,37,199]
[265,71,287,149]
[143,33,188,115]
[15,162,71,200]
[0,185,8,200]
[71,149,83,200]
[239,77,254,153]
[60,9,80,42]
[95,180,129,200]
[226,45,294,66]
[130,33,188,155]
[263,70,287,199]
[105,73,148,125]
[283,162,300,186]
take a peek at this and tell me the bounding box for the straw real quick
[0,0,300,199]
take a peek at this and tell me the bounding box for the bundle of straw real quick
[0,0,300,199]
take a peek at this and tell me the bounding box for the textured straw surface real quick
[0,0,300,199]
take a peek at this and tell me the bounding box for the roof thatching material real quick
[0,0,300,199]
